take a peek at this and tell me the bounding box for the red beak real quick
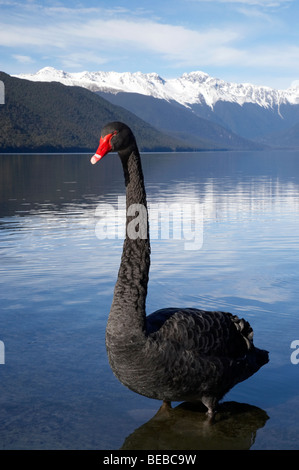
[90,131,116,164]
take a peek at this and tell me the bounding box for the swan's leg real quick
[201,396,218,418]
[155,400,172,418]
[161,400,172,411]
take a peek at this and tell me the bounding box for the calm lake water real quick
[1,150,299,450]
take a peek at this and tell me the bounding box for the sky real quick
[0,0,298,89]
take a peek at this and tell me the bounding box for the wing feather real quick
[146,308,251,358]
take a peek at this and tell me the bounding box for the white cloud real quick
[12,54,34,63]
[0,1,298,88]
[0,10,243,68]
[77,18,240,60]
[1,13,293,73]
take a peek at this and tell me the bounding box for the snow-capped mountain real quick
[14,67,299,147]
[15,66,299,110]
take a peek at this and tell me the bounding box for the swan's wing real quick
[146,308,252,358]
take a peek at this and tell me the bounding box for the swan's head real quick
[91,122,135,164]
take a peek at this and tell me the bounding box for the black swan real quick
[91,121,269,417]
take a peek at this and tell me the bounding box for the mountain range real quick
[1,67,299,153]
[0,71,201,153]
[15,67,299,149]
[16,67,299,109]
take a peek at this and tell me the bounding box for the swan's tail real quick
[254,346,269,367]
[230,314,254,349]
[230,313,269,366]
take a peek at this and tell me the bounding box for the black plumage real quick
[91,122,269,416]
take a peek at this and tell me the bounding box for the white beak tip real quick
[90,154,101,165]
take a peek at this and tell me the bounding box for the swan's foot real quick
[156,400,172,418]
[201,396,218,421]
[161,400,172,411]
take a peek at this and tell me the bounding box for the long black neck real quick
[106,146,150,342]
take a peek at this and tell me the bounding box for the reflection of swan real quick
[121,402,269,450]
[91,122,269,417]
